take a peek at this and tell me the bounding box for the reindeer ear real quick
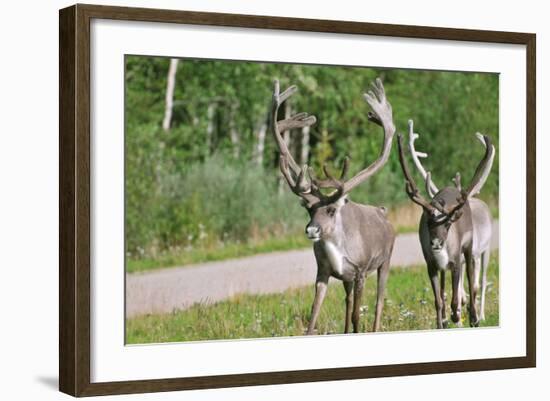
[449,209,463,223]
[335,195,348,208]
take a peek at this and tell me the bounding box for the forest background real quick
[125,56,499,272]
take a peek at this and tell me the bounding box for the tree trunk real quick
[162,58,179,131]
[254,121,267,166]
[300,125,310,166]
[206,103,216,154]
[229,104,240,158]
[254,103,271,167]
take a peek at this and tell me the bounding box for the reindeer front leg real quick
[352,276,365,333]
[440,269,448,328]
[450,259,463,326]
[307,276,329,335]
[343,281,354,334]
[428,265,444,329]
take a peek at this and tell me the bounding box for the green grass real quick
[127,234,311,273]
[126,256,499,344]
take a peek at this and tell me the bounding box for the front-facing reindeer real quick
[407,121,495,322]
[271,78,396,334]
[396,133,493,328]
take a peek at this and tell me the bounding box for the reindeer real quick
[407,120,495,321]
[396,131,493,328]
[271,78,395,335]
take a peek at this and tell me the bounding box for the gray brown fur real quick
[407,124,495,321]
[271,78,396,334]
[397,133,493,328]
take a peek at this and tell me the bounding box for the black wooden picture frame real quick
[59,3,536,397]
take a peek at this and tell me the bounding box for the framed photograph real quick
[59,3,536,397]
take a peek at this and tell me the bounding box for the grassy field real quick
[126,256,499,344]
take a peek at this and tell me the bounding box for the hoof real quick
[451,312,461,324]
[442,320,449,329]
[470,319,480,328]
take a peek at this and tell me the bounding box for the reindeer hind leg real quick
[373,260,390,332]
[479,249,490,321]
[465,251,480,327]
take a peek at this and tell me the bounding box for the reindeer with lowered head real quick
[396,131,494,328]
[271,78,395,334]
[407,120,495,321]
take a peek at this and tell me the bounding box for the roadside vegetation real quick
[126,256,499,343]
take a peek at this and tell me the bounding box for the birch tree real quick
[162,58,179,131]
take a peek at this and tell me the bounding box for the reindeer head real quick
[424,189,467,251]
[397,132,494,251]
[271,78,395,242]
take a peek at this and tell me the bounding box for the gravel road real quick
[126,221,499,317]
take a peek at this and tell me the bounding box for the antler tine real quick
[397,134,443,214]
[341,78,396,194]
[279,156,318,206]
[425,172,435,199]
[340,156,350,180]
[464,134,494,197]
[295,156,348,205]
[306,166,344,205]
[278,155,297,188]
[313,157,349,186]
[468,132,495,197]
[452,172,462,191]
[408,119,439,197]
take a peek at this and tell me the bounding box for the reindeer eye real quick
[327,207,336,217]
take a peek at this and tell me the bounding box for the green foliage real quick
[125,146,306,259]
[126,256,499,343]
[125,56,499,265]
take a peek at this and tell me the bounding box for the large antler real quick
[341,78,396,194]
[273,78,395,207]
[272,80,320,207]
[408,120,495,199]
[398,132,494,219]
